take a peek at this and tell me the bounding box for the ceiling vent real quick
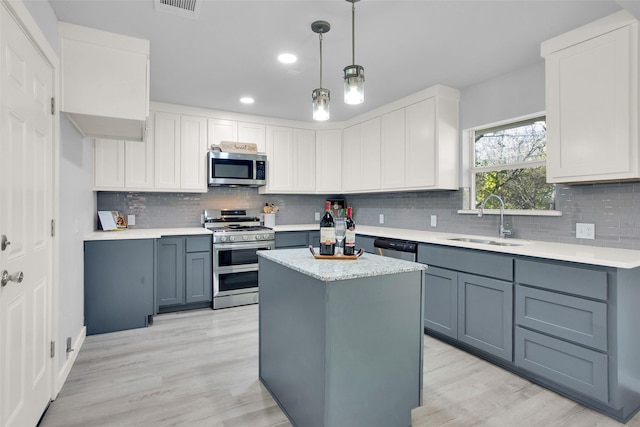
[154,0,201,19]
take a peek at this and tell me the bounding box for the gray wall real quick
[98,60,640,250]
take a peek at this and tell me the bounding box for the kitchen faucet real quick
[478,194,512,239]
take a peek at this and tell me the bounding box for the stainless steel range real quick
[203,209,274,309]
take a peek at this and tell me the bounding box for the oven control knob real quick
[220,236,227,242]
[229,236,235,242]
[263,234,270,240]
[255,234,261,240]
[242,235,249,241]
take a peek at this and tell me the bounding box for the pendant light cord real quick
[351,1,356,65]
[319,32,324,88]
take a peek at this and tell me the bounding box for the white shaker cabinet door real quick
[293,128,316,192]
[360,117,382,191]
[405,98,436,188]
[125,138,154,189]
[316,129,342,193]
[154,112,181,189]
[381,108,406,190]
[265,125,293,192]
[207,118,237,148]
[238,122,266,153]
[545,22,637,182]
[94,139,125,189]
[180,115,208,191]
[342,124,361,192]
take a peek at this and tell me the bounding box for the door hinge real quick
[51,97,55,115]
[50,341,55,358]
[51,219,55,237]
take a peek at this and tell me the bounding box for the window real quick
[471,116,555,211]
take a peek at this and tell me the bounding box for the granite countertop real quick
[84,227,212,241]
[271,224,640,269]
[258,247,426,282]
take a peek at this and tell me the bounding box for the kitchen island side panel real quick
[325,271,423,427]
[259,256,424,427]
[258,259,327,427]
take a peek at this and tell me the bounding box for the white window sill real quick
[457,209,563,217]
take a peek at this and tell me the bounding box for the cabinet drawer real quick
[516,285,607,351]
[275,231,308,248]
[418,244,513,281]
[515,327,608,403]
[186,236,211,253]
[515,259,607,300]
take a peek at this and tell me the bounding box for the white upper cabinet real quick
[180,115,208,191]
[94,139,125,189]
[262,126,315,193]
[316,129,342,194]
[343,118,381,192]
[207,119,266,153]
[238,122,267,153]
[207,119,237,148]
[94,138,154,190]
[542,11,639,183]
[381,109,406,190]
[59,22,149,141]
[378,89,459,191]
[124,138,154,189]
[154,112,181,190]
[153,112,208,192]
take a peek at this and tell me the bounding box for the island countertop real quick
[258,247,426,282]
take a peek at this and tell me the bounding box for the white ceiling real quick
[47,0,632,123]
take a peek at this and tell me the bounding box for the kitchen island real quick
[258,248,427,427]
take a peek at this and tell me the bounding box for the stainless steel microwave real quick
[207,151,267,187]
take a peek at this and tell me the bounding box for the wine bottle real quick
[319,201,335,255]
[344,206,356,255]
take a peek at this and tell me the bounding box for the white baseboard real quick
[54,326,86,397]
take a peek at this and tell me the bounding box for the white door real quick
[0,4,54,427]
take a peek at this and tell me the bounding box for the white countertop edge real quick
[271,224,640,269]
[84,227,212,241]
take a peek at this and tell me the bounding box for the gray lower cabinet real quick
[458,273,513,361]
[514,258,609,403]
[84,239,155,335]
[275,231,315,248]
[157,235,212,312]
[419,244,513,362]
[358,235,376,254]
[423,266,457,338]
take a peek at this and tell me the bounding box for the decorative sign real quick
[212,141,258,154]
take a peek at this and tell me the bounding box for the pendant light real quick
[312,21,331,121]
[344,0,364,105]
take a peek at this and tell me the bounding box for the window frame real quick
[461,113,561,217]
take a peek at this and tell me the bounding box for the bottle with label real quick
[319,201,335,255]
[344,206,356,255]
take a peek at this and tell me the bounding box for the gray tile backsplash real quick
[97,181,640,250]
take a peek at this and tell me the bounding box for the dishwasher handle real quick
[373,238,417,253]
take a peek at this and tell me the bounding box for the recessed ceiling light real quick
[240,97,255,104]
[278,53,297,64]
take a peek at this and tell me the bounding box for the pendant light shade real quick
[344,0,364,105]
[311,21,331,121]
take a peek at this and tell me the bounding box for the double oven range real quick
[203,209,274,309]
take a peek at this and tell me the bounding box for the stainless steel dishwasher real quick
[373,238,418,262]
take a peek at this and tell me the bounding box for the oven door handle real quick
[212,241,273,250]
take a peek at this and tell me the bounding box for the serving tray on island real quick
[309,246,364,260]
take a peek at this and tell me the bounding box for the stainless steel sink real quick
[446,237,524,247]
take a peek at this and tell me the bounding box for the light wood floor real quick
[39,306,640,427]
